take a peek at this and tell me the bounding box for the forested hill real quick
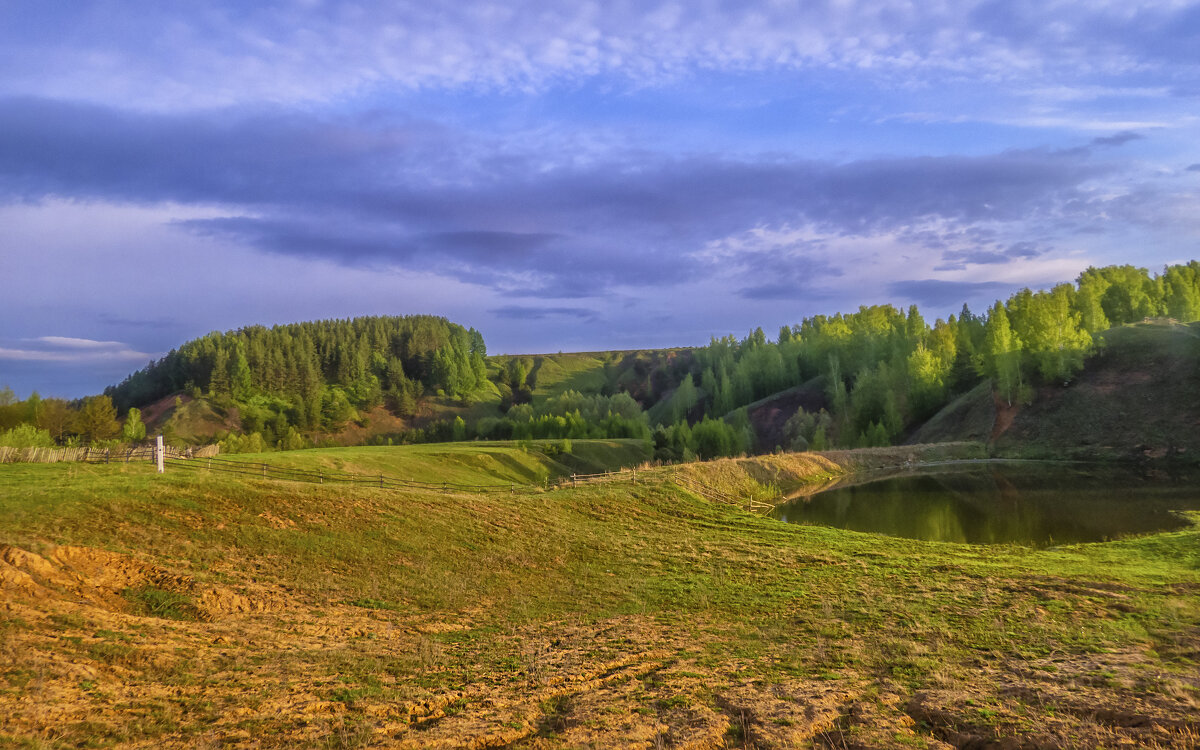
[5,261,1200,457]
[106,315,489,430]
[621,261,1200,457]
[910,320,1200,460]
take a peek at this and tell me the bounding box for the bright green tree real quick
[122,407,147,442]
[983,303,1024,406]
[1018,284,1092,383]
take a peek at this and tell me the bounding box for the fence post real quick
[262,463,267,479]
[319,468,323,484]
[572,474,577,488]
[155,435,164,474]
[379,473,384,488]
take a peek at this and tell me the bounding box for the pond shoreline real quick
[672,442,990,505]
[769,458,1200,546]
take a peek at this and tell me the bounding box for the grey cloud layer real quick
[0,98,1126,297]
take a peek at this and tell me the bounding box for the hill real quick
[8,261,1200,464]
[2,442,1198,746]
[913,320,1200,460]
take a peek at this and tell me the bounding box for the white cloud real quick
[0,341,157,364]
[35,336,131,350]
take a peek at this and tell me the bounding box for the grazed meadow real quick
[2,442,1198,748]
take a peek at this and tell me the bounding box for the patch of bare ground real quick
[4,542,1199,748]
[3,543,865,748]
[990,392,1020,442]
[904,653,1200,750]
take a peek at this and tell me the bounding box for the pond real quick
[770,461,1200,546]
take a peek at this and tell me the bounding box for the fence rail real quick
[672,473,775,514]
[0,444,218,464]
[556,467,650,488]
[2,441,774,513]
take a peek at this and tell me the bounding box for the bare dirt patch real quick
[4,541,1200,748]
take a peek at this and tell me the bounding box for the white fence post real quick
[156,435,164,474]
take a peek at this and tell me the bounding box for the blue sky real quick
[1,0,1198,398]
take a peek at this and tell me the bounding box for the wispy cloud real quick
[2,2,1199,109]
[0,338,157,364]
[490,305,598,321]
[888,279,1012,308]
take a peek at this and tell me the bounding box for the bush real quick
[0,423,55,448]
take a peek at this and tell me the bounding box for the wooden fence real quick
[1,442,773,515]
[557,468,648,488]
[0,444,219,464]
[672,473,775,514]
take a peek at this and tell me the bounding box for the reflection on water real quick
[771,461,1200,546]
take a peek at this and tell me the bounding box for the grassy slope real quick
[2,443,1198,748]
[489,352,619,407]
[674,443,989,504]
[157,397,241,444]
[742,376,830,451]
[905,381,996,447]
[246,439,653,485]
[913,321,1200,461]
[995,320,1200,460]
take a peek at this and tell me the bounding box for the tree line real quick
[4,262,1198,458]
[104,315,488,449]
[622,262,1200,456]
[0,389,144,448]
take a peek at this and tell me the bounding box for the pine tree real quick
[209,347,231,397]
[230,347,253,401]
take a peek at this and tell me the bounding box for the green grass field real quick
[231,439,652,486]
[1,442,1198,748]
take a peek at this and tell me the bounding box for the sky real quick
[1,1,1199,399]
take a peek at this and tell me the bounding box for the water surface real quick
[771,461,1200,546]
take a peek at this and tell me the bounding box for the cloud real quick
[36,336,130,350]
[935,240,1045,271]
[727,245,845,301]
[489,305,597,321]
[1,1,1198,114]
[1090,131,1144,148]
[887,279,1012,309]
[1187,164,1200,172]
[0,337,156,364]
[0,97,1125,299]
[97,314,178,330]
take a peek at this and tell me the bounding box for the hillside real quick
[10,262,1200,464]
[913,320,1200,460]
[489,349,692,408]
[2,443,1198,747]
